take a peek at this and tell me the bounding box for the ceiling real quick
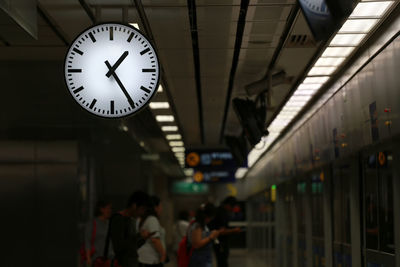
[0,0,321,172]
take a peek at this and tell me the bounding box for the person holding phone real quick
[188,203,221,267]
[137,196,166,266]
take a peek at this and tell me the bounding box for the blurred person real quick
[188,203,220,267]
[208,196,242,267]
[137,196,167,266]
[85,200,113,266]
[173,210,190,254]
[110,191,151,267]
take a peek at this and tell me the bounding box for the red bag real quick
[80,220,97,264]
[93,257,120,267]
[177,221,195,267]
[177,236,193,267]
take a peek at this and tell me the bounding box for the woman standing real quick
[137,196,166,266]
[188,203,220,267]
[85,200,113,266]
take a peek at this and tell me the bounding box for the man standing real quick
[109,191,150,267]
[209,196,242,267]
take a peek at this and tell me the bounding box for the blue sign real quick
[185,149,246,169]
[192,169,236,183]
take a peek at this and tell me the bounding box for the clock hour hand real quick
[105,51,129,78]
[105,60,136,109]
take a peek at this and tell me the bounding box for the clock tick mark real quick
[140,86,151,94]
[140,48,150,55]
[110,100,115,114]
[109,27,113,40]
[142,69,155,73]
[73,48,84,55]
[127,32,134,42]
[73,86,84,94]
[89,32,96,42]
[68,69,82,73]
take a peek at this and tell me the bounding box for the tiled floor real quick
[166,249,272,267]
[229,249,271,267]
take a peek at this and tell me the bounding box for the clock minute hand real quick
[105,51,129,78]
[105,60,136,109]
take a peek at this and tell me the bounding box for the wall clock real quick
[64,22,160,118]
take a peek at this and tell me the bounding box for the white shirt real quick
[137,216,165,264]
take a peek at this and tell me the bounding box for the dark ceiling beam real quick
[187,0,204,144]
[218,0,250,143]
[78,0,96,24]
[37,2,70,46]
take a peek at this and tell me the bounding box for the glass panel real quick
[365,153,379,250]
[378,151,394,253]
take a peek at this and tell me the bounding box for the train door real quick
[311,171,325,267]
[362,148,395,266]
[332,163,352,267]
[297,179,307,267]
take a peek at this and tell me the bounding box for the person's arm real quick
[219,227,242,236]
[85,221,94,265]
[150,237,166,262]
[142,216,166,262]
[191,227,219,249]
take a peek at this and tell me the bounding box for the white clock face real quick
[64,23,160,118]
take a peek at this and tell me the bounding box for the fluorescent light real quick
[315,57,345,67]
[156,115,174,122]
[170,141,184,147]
[175,152,185,158]
[330,33,366,46]
[290,95,312,102]
[298,83,322,90]
[158,85,163,92]
[172,147,185,153]
[184,168,194,176]
[282,106,302,112]
[303,76,330,84]
[166,134,182,140]
[294,89,317,96]
[235,168,248,180]
[161,126,178,132]
[350,1,393,18]
[322,47,356,57]
[339,19,378,33]
[129,23,140,29]
[308,66,337,76]
[149,102,170,109]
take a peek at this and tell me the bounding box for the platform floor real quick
[166,249,272,267]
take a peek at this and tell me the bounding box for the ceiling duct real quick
[245,70,293,97]
[0,0,38,43]
[285,34,316,48]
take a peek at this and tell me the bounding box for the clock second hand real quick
[105,60,136,109]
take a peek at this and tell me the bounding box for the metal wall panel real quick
[0,141,79,267]
[240,34,400,199]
